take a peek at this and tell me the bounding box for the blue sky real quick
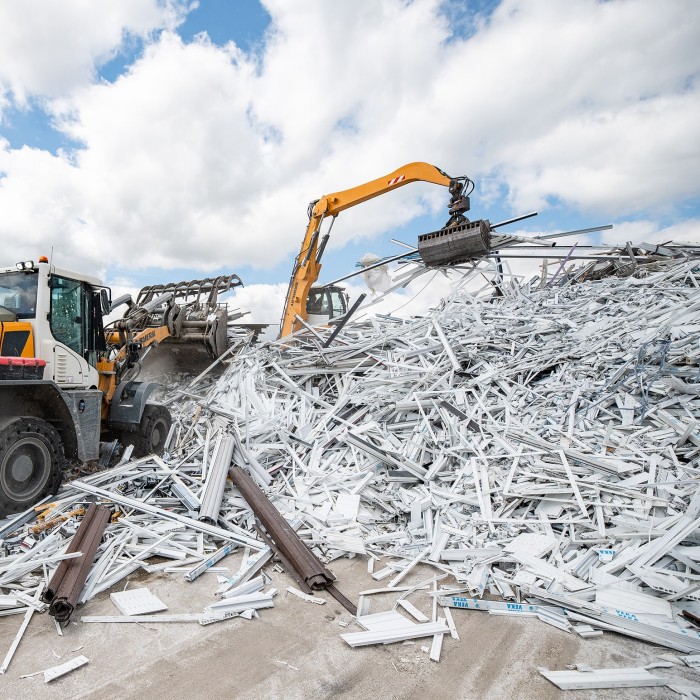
[0,0,698,326]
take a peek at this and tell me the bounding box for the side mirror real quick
[99,288,111,315]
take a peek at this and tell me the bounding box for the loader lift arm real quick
[279,162,472,338]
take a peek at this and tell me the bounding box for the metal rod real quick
[490,211,538,229]
[323,294,367,348]
[389,238,418,251]
[535,224,613,240]
[324,250,415,286]
[479,253,629,261]
[70,481,262,549]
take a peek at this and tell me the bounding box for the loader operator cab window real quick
[49,276,83,356]
[306,289,330,316]
[306,287,347,320]
[329,287,346,318]
[0,271,38,319]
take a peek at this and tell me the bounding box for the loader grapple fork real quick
[129,274,244,360]
[135,274,243,308]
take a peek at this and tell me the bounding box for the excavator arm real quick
[279,162,471,338]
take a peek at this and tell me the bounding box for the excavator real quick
[0,261,241,515]
[279,161,486,338]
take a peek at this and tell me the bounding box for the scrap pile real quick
[188,252,700,652]
[1,246,700,672]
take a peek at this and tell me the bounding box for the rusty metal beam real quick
[229,465,356,614]
[41,502,111,623]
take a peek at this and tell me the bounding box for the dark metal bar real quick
[230,465,356,614]
[480,253,628,260]
[229,466,334,590]
[323,251,416,286]
[323,294,367,348]
[534,224,613,240]
[439,400,479,431]
[490,211,538,229]
[41,502,111,623]
[681,610,700,628]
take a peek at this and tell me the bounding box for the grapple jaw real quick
[124,274,243,360]
[417,219,492,267]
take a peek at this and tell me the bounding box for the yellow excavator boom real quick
[279,162,469,338]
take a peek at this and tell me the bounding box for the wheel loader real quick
[0,258,242,515]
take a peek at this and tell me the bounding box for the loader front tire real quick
[0,417,65,517]
[128,405,172,457]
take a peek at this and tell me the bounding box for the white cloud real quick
[230,282,287,327]
[0,0,698,293]
[600,218,700,246]
[0,0,188,108]
[504,94,700,215]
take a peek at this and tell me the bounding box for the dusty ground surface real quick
[1,553,698,699]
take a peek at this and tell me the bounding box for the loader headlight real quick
[16,261,34,270]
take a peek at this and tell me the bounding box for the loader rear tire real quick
[127,405,172,457]
[0,417,64,517]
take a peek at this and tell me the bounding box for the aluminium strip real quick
[540,667,667,690]
[431,319,461,371]
[631,515,700,570]
[184,542,238,582]
[429,621,445,662]
[387,548,431,589]
[87,561,144,601]
[232,427,272,487]
[0,583,43,674]
[78,531,129,604]
[0,495,54,539]
[537,608,572,633]
[205,595,274,614]
[341,621,449,647]
[70,480,262,549]
[565,610,700,654]
[0,606,34,674]
[437,596,565,616]
[0,531,63,586]
[287,586,326,605]
[199,435,234,524]
[217,547,272,595]
[43,655,89,683]
[82,614,206,623]
[397,599,429,623]
[221,576,264,599]
[344,433,427,480]
[443,607,460,640]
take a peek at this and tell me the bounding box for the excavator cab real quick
[305,285,348,327]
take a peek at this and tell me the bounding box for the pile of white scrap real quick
[176,253,699,651]
[0,250,699,671]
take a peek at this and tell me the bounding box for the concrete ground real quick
[1,553,698,699]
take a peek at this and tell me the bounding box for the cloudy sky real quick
[1,0,698,329]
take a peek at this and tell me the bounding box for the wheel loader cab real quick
[0,259,174,515]
[48,274,108,373]
[0,261,111,386]
[305,285,348,327]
